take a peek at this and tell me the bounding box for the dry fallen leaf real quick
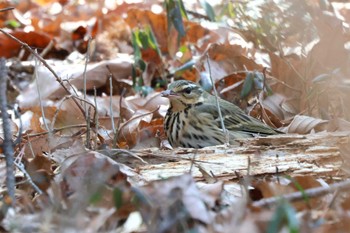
[282,115,328,134]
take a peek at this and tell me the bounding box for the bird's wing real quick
[196,96,279,136]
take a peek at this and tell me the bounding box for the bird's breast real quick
[164,107,225,148]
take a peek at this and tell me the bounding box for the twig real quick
[39,39,54,58]
[51,95,96,128]
[186,10,211,21]
[83,36,92,115]
[83,37,92,148]
[26,124,88,137]
[282,56,305,83]
[93,86,98,150]
[0,29,87,118]
[109,75,117,147]
[116,88,126,140]
[98,148,148,164]
[257,69,276,127]
[133,151,224,165]
[26,135,35,158]
[51,95,71,129]
[13,104,22,146]
[261,68,267,93]
[34,55,50,133]
[117,106,160,139]
[15,148,43,195]
[269,76,301,92]
[252,179,350,208]
[189,150,197,173]
[206,53,228,143]
[0,7,14,12]
[0,58,15,204]
[86,106,91,148]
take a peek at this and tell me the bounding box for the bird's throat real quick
[169,99,188,112]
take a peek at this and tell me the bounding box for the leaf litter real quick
[0,0,350,232]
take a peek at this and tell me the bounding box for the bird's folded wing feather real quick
[196,97,279,136]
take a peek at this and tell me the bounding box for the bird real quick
[161,80,280,148]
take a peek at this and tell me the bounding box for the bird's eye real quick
[183,87,192,94]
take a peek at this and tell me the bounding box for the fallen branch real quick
[0,57,15,204]
[253,179,350,208]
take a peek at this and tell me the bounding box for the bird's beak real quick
[161,90,178,98]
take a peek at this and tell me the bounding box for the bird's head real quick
[161,80,205,110]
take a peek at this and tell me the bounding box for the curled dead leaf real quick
[282,115,328,134]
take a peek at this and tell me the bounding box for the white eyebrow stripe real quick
[187,84,197,89]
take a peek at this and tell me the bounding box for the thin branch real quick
[0,57,15,204]
[51,95,96,129]
[109,75,117,147]
[39,39,54,58]
[116,88,126,141]
[86,106,91,149]
[0,7,14,12]
[133,151,224,165]
[83,36,92,116]
[13,104,22,146]
[117,106,160,139]
[14,148,43,195]
[206,53,228,144]
[26,124,88,137]
[98,148,148,164]
[93,86,99,150]
[34,55,50,133]
[51,95,71,129]
[0,29,87,118]
[252,179,350,208]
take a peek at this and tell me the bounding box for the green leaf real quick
[267,201,299,233]
[200,0,216,21]
[165,0,186,38]
[138,59,146,72]
[5,20,20,28]
[265,84,273,96]
[179,45,188,53]
[141,86,154,96]
[139,31,150,49]
[132,31,141,60]
[113,188,123,209]
[240,72,254,98]
[286,176,310,205]
[178,0,188,19]
[131,66,137,86]
[253,72,273,95]
[170,8,186,37]
[89,190,103,204]
[253,72,264,89]
[173,59,196,74]
[284,203,299,233]
[146,26,161,56]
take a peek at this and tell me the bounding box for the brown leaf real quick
[138,174,213,232]
[200,43,263,83]
[283,115,328,134]
[0,30,52,59]
[25,153,54,191]
[261,93,287,120]
[252,181,295,200]
[58,151,135,197]
[17,57,133,108]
